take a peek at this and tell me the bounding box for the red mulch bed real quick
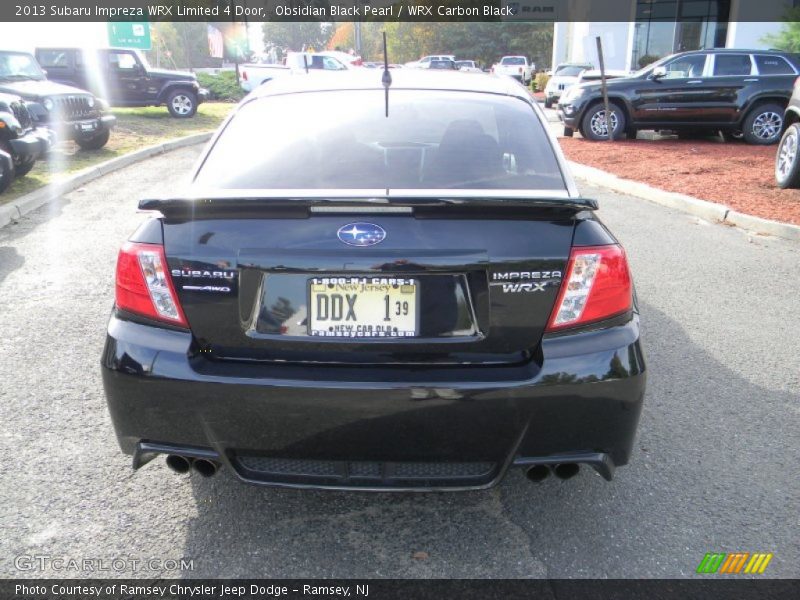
[558,137,800,226]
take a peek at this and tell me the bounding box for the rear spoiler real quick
[138,195,598,219]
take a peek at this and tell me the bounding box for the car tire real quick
[0,149,14,194]
[76,129,110,151]
[167,89,198,118]
[742,103,784,145]
[563,126,574,137]
[580,102,626,141]
[14,156,36,177]
[544,98,553,108]
[775,122,800,188]
[0,140,35,178]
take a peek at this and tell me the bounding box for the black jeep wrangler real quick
[0,50,115,151]
[36,47,209,118]
[0,92,51,194]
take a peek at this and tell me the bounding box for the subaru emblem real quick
[337,223,386,247]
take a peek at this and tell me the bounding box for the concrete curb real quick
[0,132,213,230]
[567,160,800,242]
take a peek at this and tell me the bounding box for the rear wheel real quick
[563,126,574,137]
[580,102,626,141]
[76,129,110,151]
[775,123,800,188]
[167,89,198,118]
[743,103,784,145]
[544,98,553,108]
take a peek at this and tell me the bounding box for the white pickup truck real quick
[492,56,534,85]
[240,52,352,92]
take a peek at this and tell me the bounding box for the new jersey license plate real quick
[308,277,418,338]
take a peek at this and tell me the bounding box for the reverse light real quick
[546,245,632,331]
[115,242,188,327]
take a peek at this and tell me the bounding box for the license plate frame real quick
[307,276,419,339]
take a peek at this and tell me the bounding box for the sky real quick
[0,22,108,53]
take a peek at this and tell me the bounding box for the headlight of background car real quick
[43,98,54,111]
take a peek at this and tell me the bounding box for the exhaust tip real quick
[192,458,219,478]
[554,463,580,480]
[165,454,191,474]
[525,464,551,483]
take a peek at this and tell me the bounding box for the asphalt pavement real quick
[0,146,798,579]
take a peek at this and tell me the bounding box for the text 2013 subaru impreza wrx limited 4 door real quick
[101,70,646,490]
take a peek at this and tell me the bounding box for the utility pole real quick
[596,36,615,141]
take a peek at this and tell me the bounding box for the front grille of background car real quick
[54,95,94,120]
[10,101,32,129]
[234,455,498,488]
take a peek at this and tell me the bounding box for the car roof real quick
[246,69,533,101]
[679,48,792,55]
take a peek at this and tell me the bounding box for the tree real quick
[262,22,333,57]
[148,22,213,69]
[762,9,800,53]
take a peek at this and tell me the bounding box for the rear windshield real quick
[501,57,526,65]
[195,90,565,191]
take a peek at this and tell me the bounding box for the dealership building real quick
[549,0,790,71]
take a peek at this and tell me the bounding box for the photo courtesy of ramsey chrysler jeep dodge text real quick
[101,68,646,491]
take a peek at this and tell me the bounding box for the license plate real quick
[79,122,96,131]
[308,277,418,338]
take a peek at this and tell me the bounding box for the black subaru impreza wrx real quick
[102,70,646,490]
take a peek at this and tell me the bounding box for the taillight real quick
[519,67,523,74]
[115,241,188,327]
[242,70,248,81]
[546,245,632,332]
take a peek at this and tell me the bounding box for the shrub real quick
[196,71,245,103]
[637,55,662,69]
[533,72,551,92]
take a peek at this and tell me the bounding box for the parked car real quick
[316,50,362,68]
[102,70,645,490]
[575,69,630,84]
[543,63,593,108]
[428,59,457,70]
[492,56,534,85]
[240,53,351,92]
[0,50,115,150]
[455,60,482,73]
[405,55,455,69]
[0,92,51,194]
[35,47,209,118]
[775,76,800,188]
[558,49,799,144]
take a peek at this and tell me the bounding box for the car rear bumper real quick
[102,313,646,490]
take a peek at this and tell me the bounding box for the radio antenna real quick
[381,31,392,117]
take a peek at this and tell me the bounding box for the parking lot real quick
[0,146,798,578]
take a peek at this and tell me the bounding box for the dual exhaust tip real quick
[165,454,219,477]
[525,463,580,482]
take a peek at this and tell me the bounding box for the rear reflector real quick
[546,244,632,331]
[115,241,188,327]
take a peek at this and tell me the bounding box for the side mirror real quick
[651,66,667,80]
